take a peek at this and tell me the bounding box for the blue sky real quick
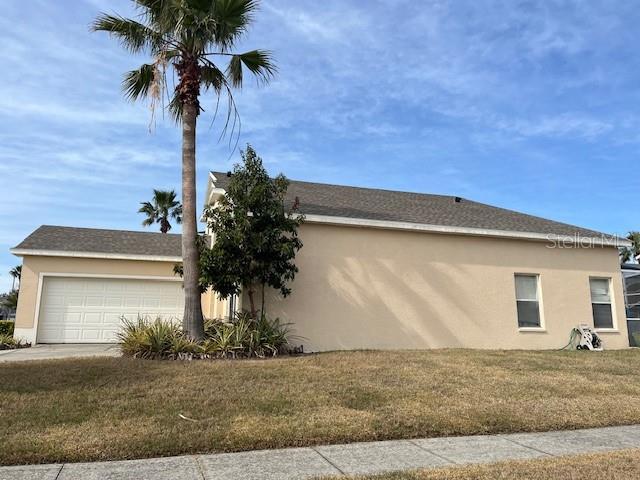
[1,0,638,292]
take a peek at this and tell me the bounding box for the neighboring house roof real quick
[622,263,640,271]
[210,172,628,246]
[11,225,182,261]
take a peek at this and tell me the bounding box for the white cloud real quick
[500,114,613,139]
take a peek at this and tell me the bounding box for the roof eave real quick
[10,248,182,262]
[302,214,630,247]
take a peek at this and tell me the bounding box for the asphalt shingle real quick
[13,175,622,257]
[13,226,182,257]
[213,171,618,240]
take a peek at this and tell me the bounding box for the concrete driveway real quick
[0,344,120,362]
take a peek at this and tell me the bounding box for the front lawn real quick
[320,449,640,479]
[2,349,640,465]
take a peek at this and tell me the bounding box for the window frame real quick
[589,276,617,331]
[227,293,237,320]
[622,270,640,320]
[514,273,545,331]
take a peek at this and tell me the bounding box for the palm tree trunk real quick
[181,102,204,339]
[160,217,170,234]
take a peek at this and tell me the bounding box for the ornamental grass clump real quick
[118,317,190,359]
[0,334,29,350]
[119,313,294,360]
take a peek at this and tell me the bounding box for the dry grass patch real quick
[319,449,640,479]
[1,349,640,465]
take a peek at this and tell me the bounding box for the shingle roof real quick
[11,176,625,258]
[212,171,620,241]
[12,226,182,258]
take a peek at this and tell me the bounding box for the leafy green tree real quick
[93,0,276,339]
[620,232,640,264]
[2,290,18,311]
[9,265,21,291]
[201,146,304,318]
[139,189,183,233]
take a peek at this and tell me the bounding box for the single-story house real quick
[11,172,632,350]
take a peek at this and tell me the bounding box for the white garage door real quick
[37,276,184,343]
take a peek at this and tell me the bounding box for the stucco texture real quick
[254,223,629,351]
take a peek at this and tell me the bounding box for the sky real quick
[1,0,639,292]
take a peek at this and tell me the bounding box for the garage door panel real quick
[143,297,161,308]
[85,296,106,307]
[80,328,104,342]
[65,296,85,307]
[64,312,83,324]
[82,312,104,326]
[37,277,184,343]
[105,296,124,307]
[124,297,143,308]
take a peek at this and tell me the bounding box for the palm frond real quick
[134,0,170,25]
[168,93,184,123]
[200,64,225,93]
[172,204,183,223]
[138,201,156,215]
[91,13,163,53]
[226,49,276,88]
[209,0,259,51]
[122,64,156,101]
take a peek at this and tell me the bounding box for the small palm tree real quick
[93,0,276,339]
[9,265,21,291]
[139,189,183,233]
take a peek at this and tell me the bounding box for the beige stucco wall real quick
[14,256,186,331]
[202,288,234,319]
[14,224,629,351]
[253,223,629,351]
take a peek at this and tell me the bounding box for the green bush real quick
[119,313,294,360]
[0,321,14,336]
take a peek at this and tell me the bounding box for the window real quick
[515,274,541,328]
[590,278,614,329]
[623,270,640,320]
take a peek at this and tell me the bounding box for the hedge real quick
[0,321,14,336]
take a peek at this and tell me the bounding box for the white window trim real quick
[18,272,183,346]
[515,273,546,332]
[589,276,618,332]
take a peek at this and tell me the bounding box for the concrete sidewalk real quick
[2,425,639,480]
[0,344,120,362]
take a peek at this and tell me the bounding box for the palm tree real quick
[9,265,21,291]
[621,231,640,264]
[93,0,276,339]
[139,189,183,233]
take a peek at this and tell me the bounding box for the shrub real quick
[0,334,29,350]
[202,312,293,359]
[119,313,295,360]
[118,317,191,359]
[0,321,14,336]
